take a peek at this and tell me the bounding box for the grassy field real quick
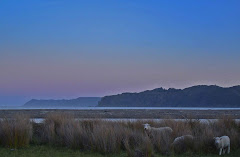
[0,146,240,157]
[0,146,125,157]
[0,113,240,157]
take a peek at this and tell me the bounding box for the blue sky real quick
[0,0,240,105]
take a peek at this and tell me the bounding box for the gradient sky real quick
[0,0,240,105]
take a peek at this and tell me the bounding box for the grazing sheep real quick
[143,123,173,138]
[214,136,230,155]
[172,135,194,145]
[171,135,194,153]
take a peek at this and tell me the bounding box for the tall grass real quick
[0,113,240,156]
[35,114,240,155]
[124,131,153,157]
[0,114,32,148]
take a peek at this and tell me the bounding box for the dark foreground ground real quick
[0,146,240,157]
[0,109,240,119]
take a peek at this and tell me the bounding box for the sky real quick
[0,0,240,105]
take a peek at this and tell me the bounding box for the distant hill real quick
[98,85,240,107]
[24,97,101,107]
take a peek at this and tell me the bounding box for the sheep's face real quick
[143,123,151,131]
[214,137,221,148]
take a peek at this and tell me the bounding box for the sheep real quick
[143,123,173,154]
[143,123,173,138]
[171,135,194,153]
[172,135,194,145]
[214,136,230,155]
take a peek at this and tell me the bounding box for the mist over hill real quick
[98,85,240,107]
[24,97,101,107]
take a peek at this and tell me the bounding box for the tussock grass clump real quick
[0,114,32,148]
[124,131,153,157]
[41,112,81,147]
[150,129,172,155]
[40,113,131,154]
[90,122,129,154]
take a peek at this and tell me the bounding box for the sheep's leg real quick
[223,148,226,154]
[227,145,230,154]
[219,148,222,155]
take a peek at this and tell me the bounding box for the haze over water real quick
[1,0,240,106]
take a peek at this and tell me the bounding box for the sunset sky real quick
[1,0,240,105]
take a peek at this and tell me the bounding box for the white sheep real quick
[171,135,194,153]
[214,136,230,155]
[172,135,194,145]
[143,123,173,138]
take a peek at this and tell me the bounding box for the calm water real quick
[0,106,239,110]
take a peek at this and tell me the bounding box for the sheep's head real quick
[214,137,221,148]
[143,123,151,131]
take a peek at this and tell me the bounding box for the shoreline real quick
[0,109,240,119]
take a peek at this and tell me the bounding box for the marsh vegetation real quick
[0,113,240,157]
